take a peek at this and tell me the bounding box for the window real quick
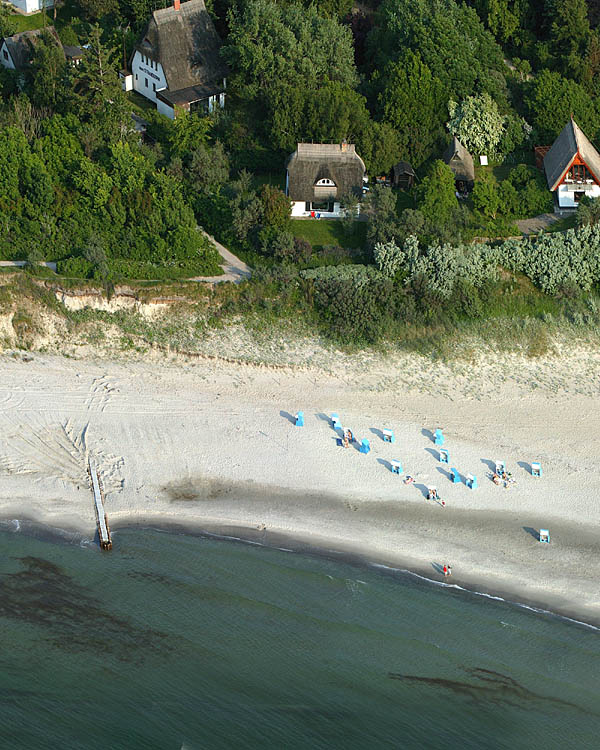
[567,164,591,182]
[2,50,7,60]
[315,178,336,186]
[153,83,156,92]
[574,191,585,203]
[135,73,138,81]
[145,77,148,88]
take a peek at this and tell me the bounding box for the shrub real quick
[373,239,404,277]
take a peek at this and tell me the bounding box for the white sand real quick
[0,350,599,625]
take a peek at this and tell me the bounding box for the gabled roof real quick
[543,118,600,191]
[286,143,366,202]
[135,0,227,94]
[443,136,475,183]
[392,161,416,179]
[2,27,63,70]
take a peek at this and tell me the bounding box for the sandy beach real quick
[1,347,599,626]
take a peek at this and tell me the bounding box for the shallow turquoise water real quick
[0,524,599,749]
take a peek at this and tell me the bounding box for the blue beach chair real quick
[391,460,403,475]
[295,411,304,427]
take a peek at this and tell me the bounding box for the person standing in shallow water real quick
[443,565,448,576]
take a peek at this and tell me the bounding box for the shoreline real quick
[3,511,599,631]
[1,352,600,631]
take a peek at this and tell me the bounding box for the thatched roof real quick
[443,136,475,183]
[543,118,600,191]
[2,27,63,70]
[286,143,366,202]
[135,0,227,95]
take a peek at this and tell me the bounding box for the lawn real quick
[291,219,367,249]
[11,10,46,33]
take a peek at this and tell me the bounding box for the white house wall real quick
[7,0,53,11]
[557,183,600,208]
[0,42,15,70]
[156,97,175,119]
[131,50,168,103]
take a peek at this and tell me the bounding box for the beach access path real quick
[0,350,599,626]
[191,229,251,284]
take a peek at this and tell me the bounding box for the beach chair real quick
[450,467,461,484]
[382,429,395,443]
[466,474,478,489]
[531,461,542,477]
[295,411,304,427]
[434,428,444,446]
[359,439,370,454]
[331,413,340,429]
[539,529,550,543]
[439,448,449,464]
[427,486,437,500]
[495,460,505,475]
[391,460,403,475]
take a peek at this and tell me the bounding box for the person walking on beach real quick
[441,499,446,508]
[443,564,448,576]
[447,564,452,576]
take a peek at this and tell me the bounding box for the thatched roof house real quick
[443,136,475,190]
[129,0,228,118]
[286,143,366,217]
[1,28,63,71]
[391,161,416,189]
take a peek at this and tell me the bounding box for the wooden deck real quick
[89,461,112,550]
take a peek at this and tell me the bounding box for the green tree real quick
[549,0,590,80]
[447,93,505,156]
[0,4,16,37]
[75,25,128,143]
[472,172,501,219]
[223,0,357,98]
[417,161,458,230]
[29,30,68,110]
[186,141,229,196]
[377,51,445,167]
[259,184,291,230]
[78,0,118,20]
[363,185,400,251]
[524,69,600,143]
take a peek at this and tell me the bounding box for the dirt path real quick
[516,213,562,235]
[191,229,252,284]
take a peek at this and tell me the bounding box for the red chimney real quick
[174,0,180,9]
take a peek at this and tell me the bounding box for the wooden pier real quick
[89,460,112,550]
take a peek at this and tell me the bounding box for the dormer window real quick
[315,178,335,186]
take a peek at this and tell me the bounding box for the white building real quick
[5,0,53,14]
[544,118,600,210]
[285,143,366,218]
[124,0,227,120]
[1,26,62,70]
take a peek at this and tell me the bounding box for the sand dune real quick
[0,350,599,625]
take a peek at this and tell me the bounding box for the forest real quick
[2,0,600,347]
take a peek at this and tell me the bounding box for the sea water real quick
[0,524,599,750]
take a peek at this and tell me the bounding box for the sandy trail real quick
[0,351,598,625]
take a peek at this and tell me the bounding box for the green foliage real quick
[377,51,445,167]
[447,93,507,157]
[524,70,600,143]
[417,160,459,231]
[373,239,404,277]
[369,0,507,107]
[472,172,501,218]
[576,196,600,227]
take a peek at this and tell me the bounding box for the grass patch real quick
[291,219,367,249]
